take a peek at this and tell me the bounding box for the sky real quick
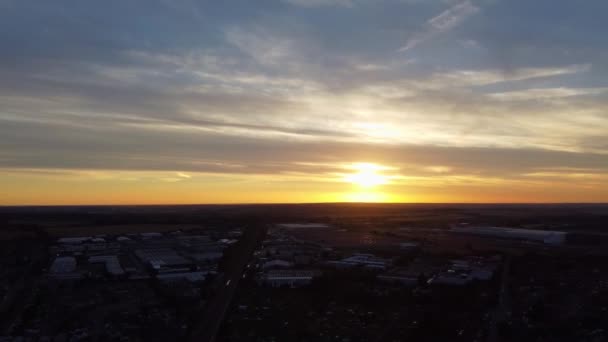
[1,0,608,205]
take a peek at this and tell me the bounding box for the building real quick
[429,271,471,286]
[378,268,419,286]
[88,255,125,276]
[429,257,499,286]
[327,253,390,270]
[451,226,567,245]
[190,252,224,262]
[179,239,225,254]
[227,230,243,237]
[135,249,193,272]
[293,255,313,265]
[262,270,320,288]
[262,259,293,270]
[399,242,420,250]
[277,223,331,229]
[49,256,81,280]
[156,271,209,283]
[177,235,212,242]
[50,256,77,273]
[57,237,92,244]
[84,242,109,253]
[140,232,163,239]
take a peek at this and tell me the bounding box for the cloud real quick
[177,172,191,179]
[399,0,480,52]
[2,113,608,179]
[424,64,591,87]
[1,0,608,203]
[426,166,453,174]
[283,0,354,7]
[225,27,295,67]
[487,87,608,101]
[282,0,354,7]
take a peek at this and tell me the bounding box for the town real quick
[1,204,607,341]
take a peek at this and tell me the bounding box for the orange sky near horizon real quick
[2,163,607,205]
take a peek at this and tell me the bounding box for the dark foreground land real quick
[0,203,607,341]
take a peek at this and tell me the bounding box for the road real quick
[487,254,511,342]
[188,225,267,342]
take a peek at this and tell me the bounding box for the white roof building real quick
[140,232,163,239]
[50,256,77,273]
[57,237,92,244]
[451,226,567,245]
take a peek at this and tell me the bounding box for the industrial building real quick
[156,271,209,283]
[327,253,390,270]
[88,255,125,276]
[429,256,499,286]
[191,252,224,262]
[262,259,293,269]
[451,226,567,245]
[429,271,471,286]
[49,256,81,280]
[398,242,420,251]
[140,232,163,239]
[134,249,193,272]
[277,223,331,229]
[262,270,320,288]
[50,256,77,273]
[377,268,419,286]
[57,237,92,244]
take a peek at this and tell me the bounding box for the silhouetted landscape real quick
[1,204,607,341]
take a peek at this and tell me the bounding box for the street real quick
[188,225,267,342]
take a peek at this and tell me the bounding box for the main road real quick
[487,254,511,342]
[188,224,267,342]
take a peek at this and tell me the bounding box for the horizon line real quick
[2,202,608,208]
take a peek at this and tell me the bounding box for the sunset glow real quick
[1,1,607,205]
[344,163,391,188]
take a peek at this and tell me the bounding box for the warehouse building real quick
[262,270,320,288]
[49,256,82,280]
[327,253,390,270]
[88,255,125,276]
[451,226,567,245]
[135,249,194,273]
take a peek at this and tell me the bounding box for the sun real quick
[344,163,390,188]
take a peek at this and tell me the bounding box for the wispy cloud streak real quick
[399,0,480,52]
